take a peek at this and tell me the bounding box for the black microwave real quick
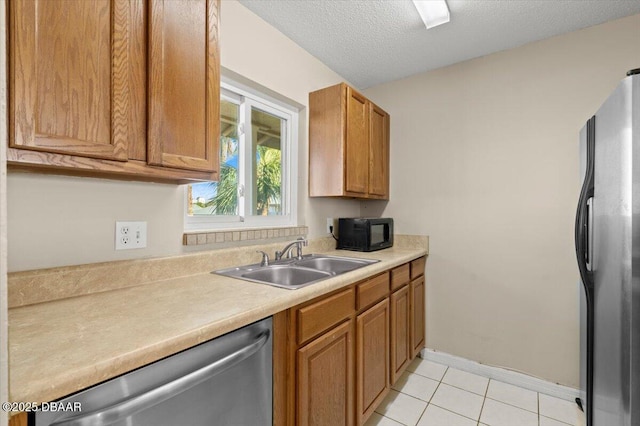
[337,218,393,252]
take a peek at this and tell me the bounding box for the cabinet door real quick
[368,104,389,198]
[390,285,411,384]
[345,87,369,195]
[411,276,426,358]
[148,0,220,175]
[9,0,143,161]
[357,299,390,425]
[297,320,354,426]
[8,412,28,426]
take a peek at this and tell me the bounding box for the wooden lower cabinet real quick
[276,258,426,426]
[390,285,411,383]
[8,413,27,426]
[297,320,354,426]
[356,299,390,425]
[410,275,426,358]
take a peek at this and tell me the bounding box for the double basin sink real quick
[214,254,379,290]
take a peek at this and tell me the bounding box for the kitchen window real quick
[185,81,298,230]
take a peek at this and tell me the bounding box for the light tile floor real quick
[367,358,586,426]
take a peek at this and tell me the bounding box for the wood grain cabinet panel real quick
[356,272,389,311]
[297,320,354,426]
[390,263,410,292]
[148,0,220,175]
[345,87,369,194]
[356,299,390,425]
[278,259,426,426]
[9,0,141,161]
[410,275,426,358]
[411,256,426,280]
[8,413,28,426]
[309,83,390,199]
[297,288,355,345]
[368,103,389,198]
[8,0,220,183]
[390,285,411,383]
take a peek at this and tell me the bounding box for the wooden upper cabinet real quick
[345,87,369,195]
[368,103,389,198]
[309,83,390,200]
[8,0,220,183]
[9,0,143,161]
[147,0,220,175]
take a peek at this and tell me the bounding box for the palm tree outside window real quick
[185,81,298,230]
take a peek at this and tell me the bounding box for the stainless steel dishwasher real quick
[34,317,272,426]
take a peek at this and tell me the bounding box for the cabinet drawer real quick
[410,257,426,280]
[390,264,410,291]
[297,288,355,345]
[357,272,389,311]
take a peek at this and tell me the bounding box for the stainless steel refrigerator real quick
[576,68,639,426]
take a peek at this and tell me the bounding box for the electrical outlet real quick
[326,218,334,234]
[115,221,147,250]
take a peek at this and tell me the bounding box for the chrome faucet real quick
[275,237,308,261]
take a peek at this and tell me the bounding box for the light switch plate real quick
[115,221,147,250]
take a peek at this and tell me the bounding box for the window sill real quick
[183,225,308,246]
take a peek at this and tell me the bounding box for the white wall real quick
[362,13,640,387]
[7,0,360,272]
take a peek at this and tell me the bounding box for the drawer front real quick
[297,288,355,345]
[390,264,410,291]
[410,257,426,280]
[357,272,390,311]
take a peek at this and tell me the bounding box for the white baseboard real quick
[420,348,580,402]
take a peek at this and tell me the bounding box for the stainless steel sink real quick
[241,265,332,287]
[214,254,379,290]
[294,256,375,274]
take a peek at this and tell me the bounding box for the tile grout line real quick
[409,362,490,424]
[415,365,542,424]
[477,378,491,425]
[539,414,575,426]
[425,362,561,419]
[414,366,448,425]
[428,374,487,424]
[406,359,579,426]
[482,394,540,415]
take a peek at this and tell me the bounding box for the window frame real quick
[184,79,299,231]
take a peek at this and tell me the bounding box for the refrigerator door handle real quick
[586,197,593,271]
[575,115,595,426]
[575,115,595,287]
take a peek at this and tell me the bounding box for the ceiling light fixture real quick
[412,0,450,29]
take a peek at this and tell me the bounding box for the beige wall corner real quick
[363,13,640,387]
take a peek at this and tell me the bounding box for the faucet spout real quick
[275,237,308,261]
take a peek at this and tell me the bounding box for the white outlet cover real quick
[115,221,147,250]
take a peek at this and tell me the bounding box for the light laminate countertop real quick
[9,247,427,404]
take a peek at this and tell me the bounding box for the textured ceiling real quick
[238,0,640,89]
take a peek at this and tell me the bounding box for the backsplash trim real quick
[183,226,308,246]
